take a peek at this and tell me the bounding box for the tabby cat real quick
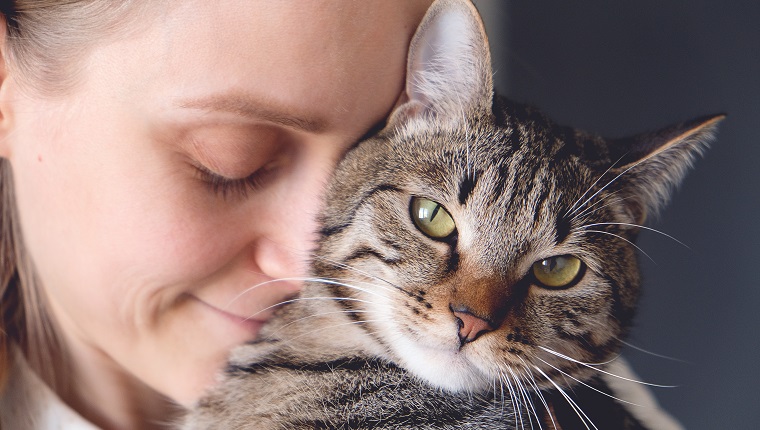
[183,0,721,428]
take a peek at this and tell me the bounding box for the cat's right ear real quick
[608,113,725,224]
[388,0,494,128]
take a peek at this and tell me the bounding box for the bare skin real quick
[0,1,433,428]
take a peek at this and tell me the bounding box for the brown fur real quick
[183,0,720,428]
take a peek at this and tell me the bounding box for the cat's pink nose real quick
[452,308,494,345]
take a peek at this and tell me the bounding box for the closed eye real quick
[194,163,274,200]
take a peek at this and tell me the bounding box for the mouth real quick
[189,294,269,336]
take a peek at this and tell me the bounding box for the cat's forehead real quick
[383,119,589,203]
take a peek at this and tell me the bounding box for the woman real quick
[0,1,434,428]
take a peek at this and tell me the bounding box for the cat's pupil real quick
[545,259,557,271]
[427,204,441,221]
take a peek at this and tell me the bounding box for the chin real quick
[158,351,230,408]
[390,335,491,393]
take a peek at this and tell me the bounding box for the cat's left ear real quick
[388,0,494,127]
[608,113,725,223]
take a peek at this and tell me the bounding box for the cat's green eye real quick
[410,197,456,240]
[532,255,584,288]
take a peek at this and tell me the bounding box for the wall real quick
[474,1,759,428]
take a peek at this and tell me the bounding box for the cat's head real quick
[315,0,722,393]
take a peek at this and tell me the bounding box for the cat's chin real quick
[390,336,491,393]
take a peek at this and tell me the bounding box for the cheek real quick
[525,286,617,349]
[9,103,246,329]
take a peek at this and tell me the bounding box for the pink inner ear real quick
[400,0,493,124]
[408,8,472,102]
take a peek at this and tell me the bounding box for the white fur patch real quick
[391,332,491,392]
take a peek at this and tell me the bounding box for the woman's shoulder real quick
[0,346,100,430]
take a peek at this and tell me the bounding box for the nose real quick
[250,196,322,284]
[451,306,494,345]
[251,236,309,283]
[249,150,334,282]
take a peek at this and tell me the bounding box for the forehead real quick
[80,0,426,138]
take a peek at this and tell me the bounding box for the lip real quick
[190,294,268,336]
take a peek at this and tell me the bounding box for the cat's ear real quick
[608,113,725,223]
[388,0,494,127]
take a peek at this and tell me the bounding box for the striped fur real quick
[183,0,720,428]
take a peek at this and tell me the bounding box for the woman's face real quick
[0,0,429,405]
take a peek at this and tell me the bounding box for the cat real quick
[183,0,721,428]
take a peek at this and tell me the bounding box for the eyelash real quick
[194,164,266,200]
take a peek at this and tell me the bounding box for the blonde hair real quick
[0,0,150,393]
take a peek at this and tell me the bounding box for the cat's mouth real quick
[387,326,495,392]
[386,317,541,393]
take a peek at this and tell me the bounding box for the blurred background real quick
[473,1,759,428]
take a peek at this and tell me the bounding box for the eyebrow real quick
[176,93,326,133]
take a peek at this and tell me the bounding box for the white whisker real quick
[501,371,523,429]
[534,356,642,407]
[272,309,376,332]
[566,153,628,216]
[509,366,541,430]
[576,229,656,263]
[619,339,687,363]
[519,359,558,430]
[225,276,307,310]
[571,191,626,222]
[533,366,598,430]
[314,255,402,290]
[580,222,689,248]
[241,296,373,322]
[228,276,391,314]
[281,319,390,344]
[539,346,675,388]
[497,374,507,418]
[317,277,397,297]
[567,153,644,220]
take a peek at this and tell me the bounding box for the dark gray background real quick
[474,1,759,428]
